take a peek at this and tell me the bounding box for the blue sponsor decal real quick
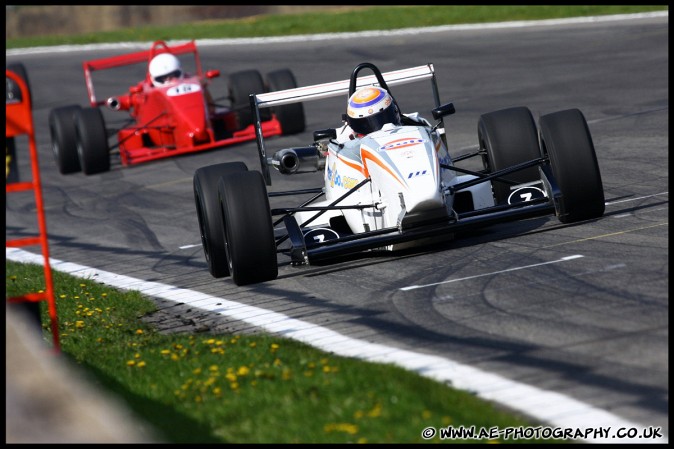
[408,170,428,178]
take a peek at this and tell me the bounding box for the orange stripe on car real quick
[336,154,364,173]
[361,147,406,188]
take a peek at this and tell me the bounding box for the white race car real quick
[193,62,605,286]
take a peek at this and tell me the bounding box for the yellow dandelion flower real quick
[270,343,280,350]
[322,365,331,373]
[209,365,219,372]
[225,373,237,382]
[101,293,107,297]
[137,361,146,368]
[38,289,44,293]
[75,321,85,329]
[74,296,80,299]
[205,338,215,345]
[193,368,202,375]
[171,354,179,361]
[79,283,86,288]
[215,340,224,346]
[273,358,282,366]
[126,360,136,366]
[357,437,368,444]
[320,358,329,365]
[281,369,292,380]
[324,423,358,435]
[230,382,239,390]
[367,404,382,418]
[195,396,202,403]
[134,353,141,359]
[249,342,256,348]
[96,337,104,343]
[213,387,222,396]
[59,294,66,299]
[354,410,364,419]
[237,366,249,376]
[9,276,17,281]
[135,329,144,335]
[160,349,171,355]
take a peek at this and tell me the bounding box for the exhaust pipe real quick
[106,97,121,111]
[270,146,324,174]
[106,96,131,111]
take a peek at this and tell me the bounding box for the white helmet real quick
[149,53,182,86]
[346,86,401,135]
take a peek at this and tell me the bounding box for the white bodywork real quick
[253,64,496,249]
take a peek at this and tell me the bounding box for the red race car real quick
[49,40,305,175]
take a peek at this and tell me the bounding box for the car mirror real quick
[432,103,455,120]
[313,128,337,141]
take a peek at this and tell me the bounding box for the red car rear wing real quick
[83,40,201,107]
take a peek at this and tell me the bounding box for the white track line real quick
[6,247,666,443]
[399,255,584,291]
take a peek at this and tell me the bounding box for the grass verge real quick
[6,260,569,443]
[6,5,667,50]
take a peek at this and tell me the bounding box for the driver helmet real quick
[346,86,401,135]
[149,53,183,86]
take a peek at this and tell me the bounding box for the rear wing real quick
[251,63,441,185]
[83,40,201,107]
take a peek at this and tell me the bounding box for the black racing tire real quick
[539,109,605,223]
[6,136,20,183]
[478,106,542,205]
[75,107,110,175]
[265,69,306,135]
[49,105,82,175]
[218,170,277,286]
[228,69,270,129]
[6,62,31,102]
[193,162,249,278]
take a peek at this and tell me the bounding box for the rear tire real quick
[265,69,306,135]
[49,105,82,174]
[539,109,605,223]
[218,170,277,286]
[6,62,31,102]
[193,162,248,278]
[228,69,270,129]
[75,107,110,175]
[478,106,542,204]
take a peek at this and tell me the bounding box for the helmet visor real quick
[155,69,182,85]
[348,104,401,135]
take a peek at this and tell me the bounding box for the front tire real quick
[218,170,277,286]
[265,69,306,135]
[193,162,248,278]
[478,106,542,205]
[539,109,605,223]
[49,105,82,174]
[75,107,110,175]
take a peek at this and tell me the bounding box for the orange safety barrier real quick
[6,68,60,353]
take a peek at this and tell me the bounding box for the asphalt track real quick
[6,13,668,443]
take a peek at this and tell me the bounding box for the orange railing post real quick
[6,68,60,353]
